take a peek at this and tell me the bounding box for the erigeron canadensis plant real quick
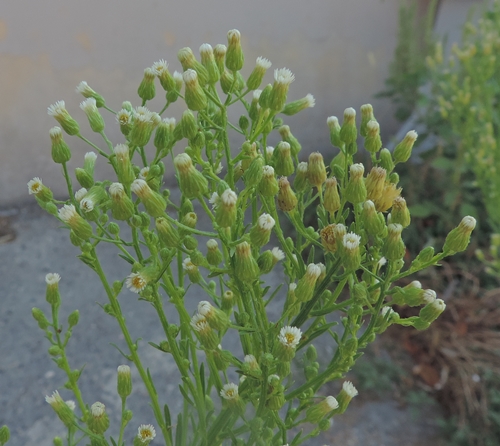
[19,29,476,446]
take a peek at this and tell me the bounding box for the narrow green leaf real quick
[118,253,135,265]
[164,404,173,444]
[175,413,183,446]
[178,384,194,406]
[200,362,206,395]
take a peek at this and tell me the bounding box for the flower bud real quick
[244,155,264,188]
[199,43,220,84]
[306,396,339,423]
[277,177,298,212]
[177,47,209,86]
[344,163,367,204]
[108,183,134,221]
[295,264,321,302]
[378,148,394,173]
[242,354,262,377]
[293,162,310,193]
[410,246,435,270]
[269,68,295,112]
[361,200,386,236]
[274,326,302,361]
[0,425,10,445]
[390,281,424,306]
[419,298,446,324]
[79,185,107,214]
[183,69,208,111]
[257,250,274,274]
[49,127,72,164]
[131,179,166,218]
[27,177,53,202]
[234,241,259,283]
[282,94,315,116]
[183,257,202,284]
[272,142,294,176]
[154,218,179,249]
[45,391,74,428]
[365,166,387,201]
[198,301,229,331]
[206,239,222,266]
[32,307,50,330]
[339,107,357,147]
[58,204,93,240]
[76,81,105,107]
[221,290,234,312]
[279,125,301,157]
[246,56,271,90]
[88,402,110,434]
[113,144,135,186]
[80,98,105,133]
[225,29,244,71]
[383,224,406,261]
[307,152,327,189]
[174,153,208,199]
[327,116,343,148]
[47,101,80,136]
[360,104,375,137]
[68,310,80,328]
[153,60,176,91]
[341,233,362,272]
[191,313,218,349]
[323,177,341,215]
[258,84,272,109]
[320,224,338,253]
[443,216,476,255]
[215,189,238,228]
[137,67,156,102]
[117,365,132,399]
[259,166,279,196]
[220,383,245,414]
[250,213,275,247]
[393,130,418,164]
[390,196,411,227]
[336,381,358,413]
[154,118,174,152]
[364,120,382,153]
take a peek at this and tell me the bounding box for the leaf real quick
[175,413,183,446]
[118,254,135,265]
[200,363,205,395]
[164,404,173,444]
[178,384,194,406]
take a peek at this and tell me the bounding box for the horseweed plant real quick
[20,29,476,446]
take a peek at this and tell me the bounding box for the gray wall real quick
[0,0,404,207]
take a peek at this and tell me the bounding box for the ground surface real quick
[0,203,443,446]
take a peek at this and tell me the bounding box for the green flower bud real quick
[339,107,357,147]
[344,163,367,204]
[174,153,209,199]
[215,188,238,228]
[378,148,394,173]
[307,152,327,189]
[361,200,385,236]
[27,177,53,202]
[131,179,166,218]
[53,437,63,446]
[0,426,9,445]
[117,365,132,399]
[240,141,258,172]
[295,264,321,302]
[250,213,275,247]
[177,47,209,86]
[129,107,156,147]
[32,307,50,330]
[152,59,176,91]
[68,310,80,328]
[206,239,223,266]
[234,241,259,282]
[80,98,105,133]
[183,69,208,111]
[79,185,107,214]
[360,103,375,137]
[443,216,476,255]
[76,81,105,107]
[156,217,181,248]
[45,391,75,428]
[269,68,295,112]
[341,232,362,272]
[293,162,310,193]
[58,204,93,240]
[191,313,218,349]
[419,298,446,324]
[48,345,62,356]
[277,177,298,212]
[113,144,135,186]
[198,301,229,331]
[336,381,358,413]
[323,177,341,215]
[327,116,343,148]
[257,250,274,274]
[199,43,220,84]
[364,120,382,153]
[47,101,80,136]
[390,196,410,227]
[225,29,244,71]
[258,165,279,196]
[87,402,110,435]
[272,142,294,176]
[75,168,93,189]
[258,84,272,109]
[243,155,264,188]
[49,127,71,164]
[247,56,271,90]
[306,396,339,423]
[279,124,301,157]
[219,69,235,94]
[393,130,418,164]
[365,166,387,201]
[410,246,435,270]
[108,183,135,221]
[137,67,156,101]
[282,94,315,116]
[183,257,202,284]
[382,224,406,261]
[154,118,174,152]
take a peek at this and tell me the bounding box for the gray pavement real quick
[0,202,441,445]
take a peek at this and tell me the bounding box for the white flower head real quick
[126,272,148,293]
[271,247,285,262]
[116,109,132,126]
[305,263,321,280]
[344,107,356,119]
[113,143,130,158]
[139,167,150,180]
[406,130,418,142]
[58,204,78,223]
[90,401,105,417]
[109,182,125,198]
[422,289,437,304]
[220,383,239,400]
[137,424,156,442]
[190,313,208,332]
[45,273,61,285]
[76,81,92,95]
[153,59,169,75]
[206,239,218,250]
[304,94,315,108]
[134,106,153,123]
[289,283,297,292]
[258,213,275,231]
[183,68,198,85]
[342,381,358,398]
[256,56,272,69]
[45,390,63,406]
[266,146,275,158]
[209,192,220,210]
[80,97,97,112]
[28,177,44,195]
[325,395,339,410]
[349,163,364,176]
[410,280,422,289]
[253,89,262,100]
[197,301,213,317]
[367,120,380,132]
[343,232,361,251]
[80,197,95,213]
[297,162,308,174]
[278,326,302,349]
[244,354,257,364]
[274,68,295,86]
[47,100,67,117]
[461,216,477,231]
[377,257,387,268]
[215,163,223,174]
[182,257,196,272]
[65,400,76,411]
[49,126,62,139]
[327,116,340,127]
[173,70,183,83]
[220,189,237,206]
[131,179,149,197]
[262,165,275,178]
[199,43,213,56]
[85,151,97,162]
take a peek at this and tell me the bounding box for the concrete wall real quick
[0,0,405,207]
